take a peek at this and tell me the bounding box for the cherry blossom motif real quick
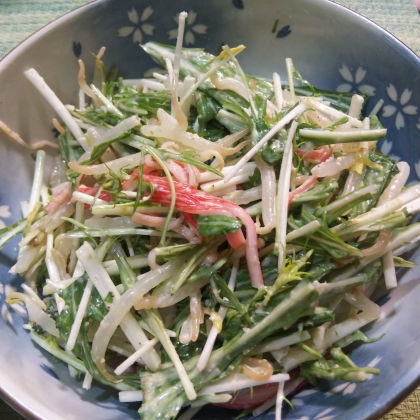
[293,391,338,420]
[336,65,376,96]
[118,6,154,44]
[0,205,10,229]
[315,408,336,420]
[168,10,207,45]
[382,85,418,130]
[415,160,420,180]
[323,356,382,400]
[380,139,401,163]
[380,139,393,156]
[326,381,357,397]
[297,414,336,420]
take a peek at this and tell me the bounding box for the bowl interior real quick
[1,0,420,419]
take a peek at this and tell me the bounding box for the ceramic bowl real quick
[1,0,420,419]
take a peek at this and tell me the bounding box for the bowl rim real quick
[1,0,420,419]
[0,2,99,418]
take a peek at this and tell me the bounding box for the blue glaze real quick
[40,363,59,381]
[276,25,292,38]
[232,0,245,10]
[73,41,82,58]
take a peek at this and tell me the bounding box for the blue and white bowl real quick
[1,1,420,419]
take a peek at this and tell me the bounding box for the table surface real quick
[0,0,420,419]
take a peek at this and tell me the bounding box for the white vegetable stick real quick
[376,161,410,289]
[90,84,123,117]
[65,354,79,379]
[285,220,321,243]
[25,68,85,145]
[76,242,120,298]
[85,215,137,229]
[342,169,364,197]
[46,233,65,313]
[123,79,165,91]
[198,373,289,396]
[311,154,356,178]
[28,150,46,215]
[275,120,299,270]
[382,243,397,289]
[369,99,384,116]
[402,196,420,214]
[115,190,138,199]
[324,311,378,345]
[93,115,140,147]
[224,103,306,182]
[180,76,196,115]
[92,204,168,217]
[147,311,197,400]
[71,191,109,206]
[119,391,144,403]
[21,284,47,310]
[252,376,305,417]
[248,331,311,356]
[255,155,276,234]
[66,228,180,239]
[115,338,158,375]
[66,280,94,351]
[125,238,135,257]
[306,99,363,128]
[348,94,364,118]
[116,284,125,294]
[78,88,85,110]
[82,372,93,390]
[273,72,283,110]
[173,12,188,98]
[275,381,285,420]
[323,274,368,291]
[285,58,295,103]
[197,261,239,371]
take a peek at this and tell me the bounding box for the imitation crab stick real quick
[142,174,264,288]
